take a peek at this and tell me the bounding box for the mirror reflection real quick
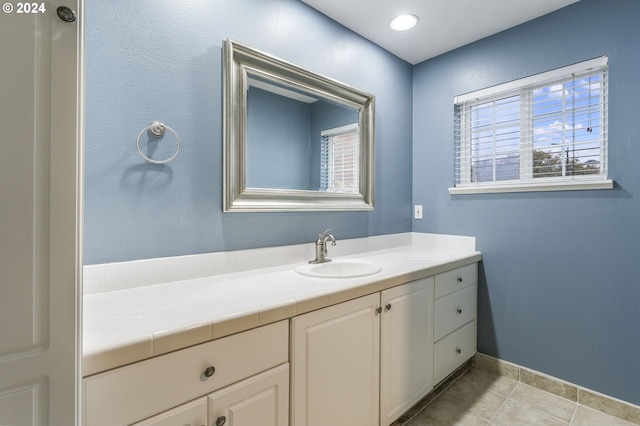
[246,75,359,192]
[223,39,375,212]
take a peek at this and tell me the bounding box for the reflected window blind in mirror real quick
[321,123,359,193]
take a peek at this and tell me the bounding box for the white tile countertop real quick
[83,234,481,377]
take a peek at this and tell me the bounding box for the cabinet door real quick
[132,397,207,426]
[291,294,380,426]
[380,278,435,426]
[208,364,289,426]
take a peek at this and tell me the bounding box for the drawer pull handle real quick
[376,307,382,315]
[455,347,462,354]
[456,307,462,314]
[385,303,392,311]
[216,416,227,426]
[204,366,216,377]
[457,276,463,282]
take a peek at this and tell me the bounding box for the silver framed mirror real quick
[223,39,375,212]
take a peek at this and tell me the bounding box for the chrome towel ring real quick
[136,121,181,164]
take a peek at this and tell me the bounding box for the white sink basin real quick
[295,260,382,278]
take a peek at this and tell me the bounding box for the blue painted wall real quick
[412,0,640,405]
[84,0,413,264]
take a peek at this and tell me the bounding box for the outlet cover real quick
[414,204,423,219]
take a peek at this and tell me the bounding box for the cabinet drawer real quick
[433,321,476,385]
[132,397,207,426]
[434,284,477,341]
[84,320,289,426]
[435,263,477,299]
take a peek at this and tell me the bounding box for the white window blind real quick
[321,123,359,193]
[452,56,612,194]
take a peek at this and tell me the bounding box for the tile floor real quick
[400,368,639,426]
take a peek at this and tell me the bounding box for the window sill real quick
[448,179,614,195]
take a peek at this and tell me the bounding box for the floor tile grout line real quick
[514,376,640,425]
[403,372,465,422]
[505,390,574,425]
[571,402,639,426]
[568,402,579,425]
[490,380,582,425]
[402,363,640,426]
[486,380,519,423]
[516,381,580,420]
[518,376,640,426]
[477,353,640,425]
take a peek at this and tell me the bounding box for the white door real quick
[291,294,380,426]
[0,2,82,425]
[380,278,435,425]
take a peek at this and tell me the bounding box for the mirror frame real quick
[223,39,375,212]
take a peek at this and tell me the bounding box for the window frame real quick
[320,123,360,193]
[450,56,613,195]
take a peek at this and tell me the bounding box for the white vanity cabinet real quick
[208,363,289,426]
[433,263,478,385]
[83,320,289,426]
[380,278,435,425]
[131,397,207,426]
[83,253,480,426]
[291,277,435,426]
[131,364,289,426]
[291,292,381,426]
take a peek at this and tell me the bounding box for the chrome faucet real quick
[309,229,336,264]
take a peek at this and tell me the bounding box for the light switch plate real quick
[414,204,423,219]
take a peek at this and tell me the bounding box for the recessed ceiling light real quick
[390,14,419,31]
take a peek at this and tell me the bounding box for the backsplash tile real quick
[103,261,137,292]
[370,233,413,251]
[164,255,195,282]
[83,232,476,295]
[83,264,105,295]
[413,232,476,251]
[136,257,168,288]
[191,252,224,278]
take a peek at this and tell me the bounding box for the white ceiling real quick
[301,0,580,65]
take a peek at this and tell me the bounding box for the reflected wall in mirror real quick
[223,39,375,211]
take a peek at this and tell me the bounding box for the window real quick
[320,123,360,193]
[451,56,612,194]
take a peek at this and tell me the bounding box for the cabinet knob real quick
[216,416,227,426]
[457,276,463,282]
[455,347,462,354]
[385,303,392,311]
[376,307,382,315]
[456,307,462,314]
[204,366,216,378]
